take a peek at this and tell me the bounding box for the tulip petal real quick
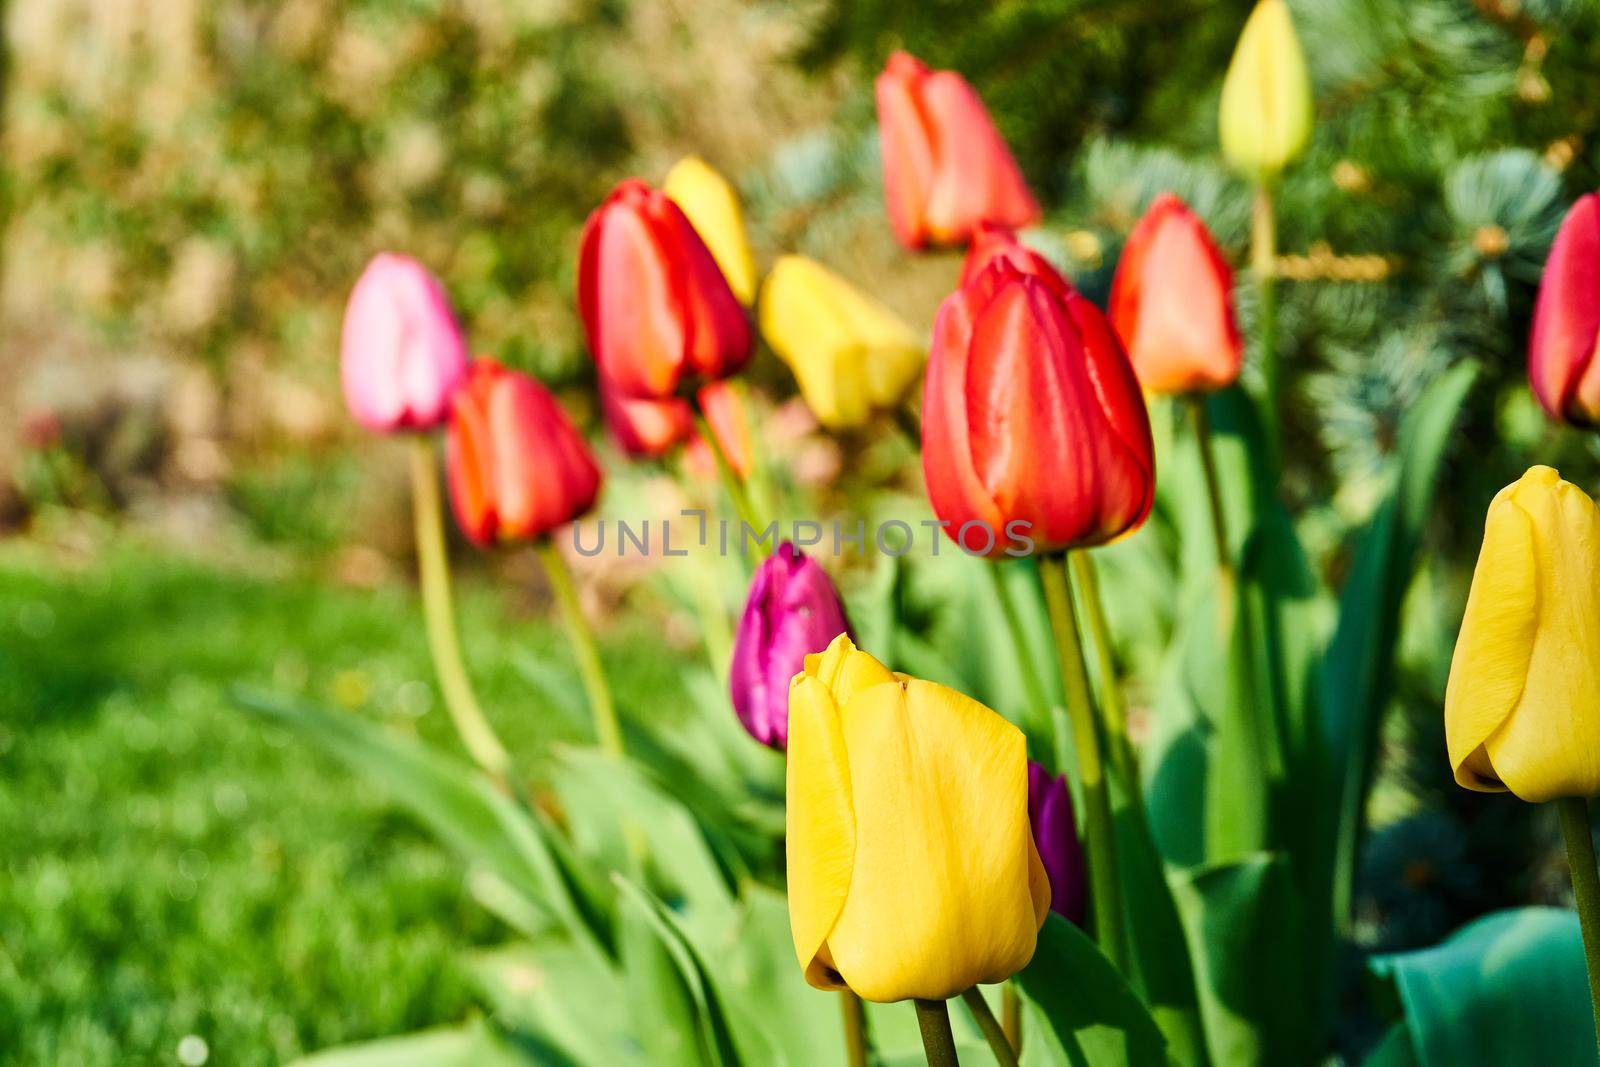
[1479,473,1600,800]
[1445,484,1539,792]
[786,674,857,990]
[1530,195,1600,425]
[663,155,758,306]
[876,53,937,248]
[826,678,1041,1002]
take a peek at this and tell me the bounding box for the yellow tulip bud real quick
[1218,0,1313,180]
[786,634,1050,1002]
[758,255,926,429]
[1445,466,1600,802]
[663,155,758,305]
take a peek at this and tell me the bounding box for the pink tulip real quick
[340,253,470,433]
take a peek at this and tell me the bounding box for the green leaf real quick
[1323,361,1481,928]
[1370,907,1596,1067]
[1169,853,1318,1066]
[470,936,646,1067]
[291,1021,532,1067]
[1014,913,1168,1067]
[234,687,613,955]
[549,745,737,933]
[614,876,746,1067]
[1111,772,1210,1066]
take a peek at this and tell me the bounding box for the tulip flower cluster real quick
[307,10,1600,1067]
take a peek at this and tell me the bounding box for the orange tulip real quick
[875,52,1040,249]
[1109,193,1243,394]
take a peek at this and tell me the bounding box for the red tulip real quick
[961,222,1071,289]
[875,51,1041,249]
[1530,193,1600,427]
[600,385,694,460]
[447,359,602,546]
[923,259,1155,556]
[599,379,751,479]
[577,179,751,400]
[1108,194,1242,395]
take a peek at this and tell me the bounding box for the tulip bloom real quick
[875,51,1040,249]
[340,253,470,432]
[1108,193,1243,394]
[663,155,758,306]
[600,384,694,460]
[577,179,751,399]
[446,359,602,546]
[730,543,853,749]
[1529,194,1600,427]
[1445,466,1600,802]
[599,379,751,479]
[922,258,1155,557]
[787,635,1049,1002]
[759,255,925,429]
[1028,763,1088,925]
[960,222,1069,289]
[1219,0,1313,180]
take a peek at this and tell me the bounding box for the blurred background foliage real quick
[9,0,1600,1062]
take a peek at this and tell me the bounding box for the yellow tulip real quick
[786,634,1049,1002]
[663,155,758,305]
[759,255,926,429]
[1218,0,1313,180]
[1445,466,1600,802]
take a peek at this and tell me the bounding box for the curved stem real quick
[987,563,1052,733]
[1039,554,1127,972]
[1252,185,1281,464]
[961,988,1019,1067]
[409,437,512,785]
[1069,551,1138,790]
[840,990,869,1067]
[692,410,770,560]
[914,998,960,1067]
[534,539,624,760]
[1559,797,1600,1054]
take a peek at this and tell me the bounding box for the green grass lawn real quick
[0,536,686,1065]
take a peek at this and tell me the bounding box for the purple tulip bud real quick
[341,253,470,433]
[730,542,852,749]
[1028,761,1088,925]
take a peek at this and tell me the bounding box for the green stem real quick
[693,410,770,560]
[840,990,869,1067]
[1001,984,1021,1056]
[1039,554,1127,972]
[1558,796,1600,1054]
[1252,185,1280,464]
[1189,396,1233,579]
[914,998,960,1067]
[987,563,1053,733]
[409,437,513,785]
[1191,395,1278,857]
[961,988,1019,1067]
[1069,551,1138,790]
[534,539,624,760]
